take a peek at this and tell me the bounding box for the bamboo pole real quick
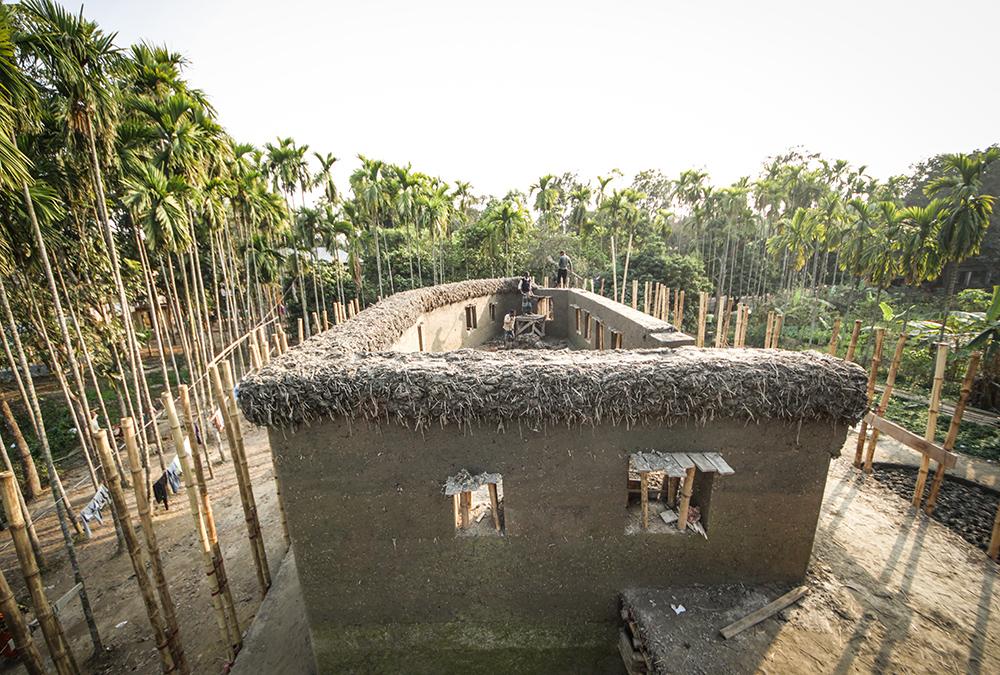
[676,467,696,531]
[676,290,685,329]
[488,483,501,532]
[771,312,783,349]
[0,561,45,675]
[640,472,649,530]
[925,351,981,514]
[989,503,1000,561]
[161,392,241,662]
[828,318,842,356]
[610,235,618,303]
[94,430,176,673]
[0,429,45,568]
[696,292,707,347]
[913,343,948,507]
[1,399,41,499]
[222,360,287,551]
[630,280,638,310]
[653,284,662,319]
[249,342,262,371]
[863,330,908,472]
[845,319,862,362]
[714,295,727,347]
[123,418,187,674]
[619,233,632,305]
[853,327,885,467]
[212,363,270,596]
[297,317,304,344]
[0,471,77,675]
[764,311,774,349]
[732,304,744,348]
[322,310,329,331]
[643,281,651,315]
[720,297,734,347]
[311,311,320,336]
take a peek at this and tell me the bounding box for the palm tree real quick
[568,185,592,235]
[481,197,530,275]
[530,174,561,231]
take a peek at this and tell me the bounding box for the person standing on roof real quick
[519,273,535,313]
[556,250,572,288]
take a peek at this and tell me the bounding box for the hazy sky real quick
[83,0,998,197]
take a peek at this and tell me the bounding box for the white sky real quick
[84,0,999,198]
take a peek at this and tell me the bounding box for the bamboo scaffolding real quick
[696,292,707,347]
[0,560,45,675]
[845,319,862,362]
[863,330,908,472]
[828,318,842,356]
[0,472,78,675]
[161,392,241,662]
[853,327,886,467]
[123,418,187,673]
[925,351,982,514]
[771,313,784,349]
[913,343,948,507]
[94,430,176,674]
[212,362,270,596]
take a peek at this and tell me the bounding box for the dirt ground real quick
[0,420,286,674]
[625,443,1000,674]
[2,425,999,674]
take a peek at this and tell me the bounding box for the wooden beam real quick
[676,467,696,531]
[925,351,981,514]
[864,330,908,473]
[828,317,842,356]
[720,586,810,639]
[696,292,708,348]
[640,472,649,530]
[864,412,956,469]
[714,295,727,348]
[488,483,501,532]
[845,319,862,362]
[854,327,885,467]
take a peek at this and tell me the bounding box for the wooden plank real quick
[720,586,810,639]
[704,452,735,475]
[687,452,716,473]
[488,483,501,532]
[676,467,696,531]
[640,472,649,530]
[864,413,957,468]
[660,454,686,478]
[672,452,695,471]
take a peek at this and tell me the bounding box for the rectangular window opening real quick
[612,331,623,349]
[447,470,504,537]
[583,311,591,339]
[489,303,497,321]
[625,451,732,537]
[465,304,478,330]
[417,323,425,352]
[572,305,581,334]
[595,320,605,350]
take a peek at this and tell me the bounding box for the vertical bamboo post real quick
[913,343,948,507]
[0,399,41,500]
[664,287,671,321]
[222,360,288,548]
[212,363,271,595]
[322,310,329,331]
[352,298,360,315]
[0,431,45,567]
[828,318,842,356]
[771,312,784,349]
[732,304,744,348]
[161,392,240,662]
[459,491,471,528]
[643,281,651,315]
[845,319,862,362]
[676,290,685,330]
[257,326,270,365]
[94,430,176,674]
[297,317,304,343]
[720,297,734,347]
[740,305,750,347]
[989,503,1000,561]
[714,295,727,347]
[0,562,45,675]
[631,280,638,309]
[488,483,501,532]
[925,351,982,514]
[676,467,696,531]
[863,331,908,472]
[853,327,885,467]
[280,331,289,353]
[310,311,320,336]
[764,311,774,349]
[666,477,678,506]
[0,471,77,675]
[639,472,649,529]
[123,418,187,674]
[696,292,708,347]
[249,342,262,371]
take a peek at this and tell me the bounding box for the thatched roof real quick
[237,277,868,430]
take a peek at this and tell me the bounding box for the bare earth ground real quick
[1,425,999,674]
[0,421,286,674]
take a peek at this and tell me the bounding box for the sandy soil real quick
[0,420,285,674]
[626,446,1000,674]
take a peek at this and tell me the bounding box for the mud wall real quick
[272,417,844,671]
[388,292,521,352]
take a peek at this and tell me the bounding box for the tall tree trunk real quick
[0,400,41,500]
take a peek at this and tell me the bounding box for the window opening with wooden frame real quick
[571,304,581,333]
[445,470,504,536]
[417,323,425,352]
[594,319,605,350]
[583,311,592,339]
[625,451,734,537]
[611,330,623,349]
[465,304,477,330]
[489,302,497,322]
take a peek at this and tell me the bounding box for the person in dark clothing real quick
[556,250,571,287]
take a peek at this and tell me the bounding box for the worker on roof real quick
[557,250,572,287]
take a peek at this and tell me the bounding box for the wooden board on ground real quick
[720,586,810,639]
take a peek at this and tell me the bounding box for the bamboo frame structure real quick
[123,418,187,673]
[863,330,908,472]
[212,362,271,595]
[912,343,948,507]
[0,471,78,675]
[696,292,707,347]
[828,318,842,356]
[0,561,45,675]
[853,327,885,467]
[845,319,862,362]
[924,351,982,514]
[161,392,241,662]
[94,430,176,674]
